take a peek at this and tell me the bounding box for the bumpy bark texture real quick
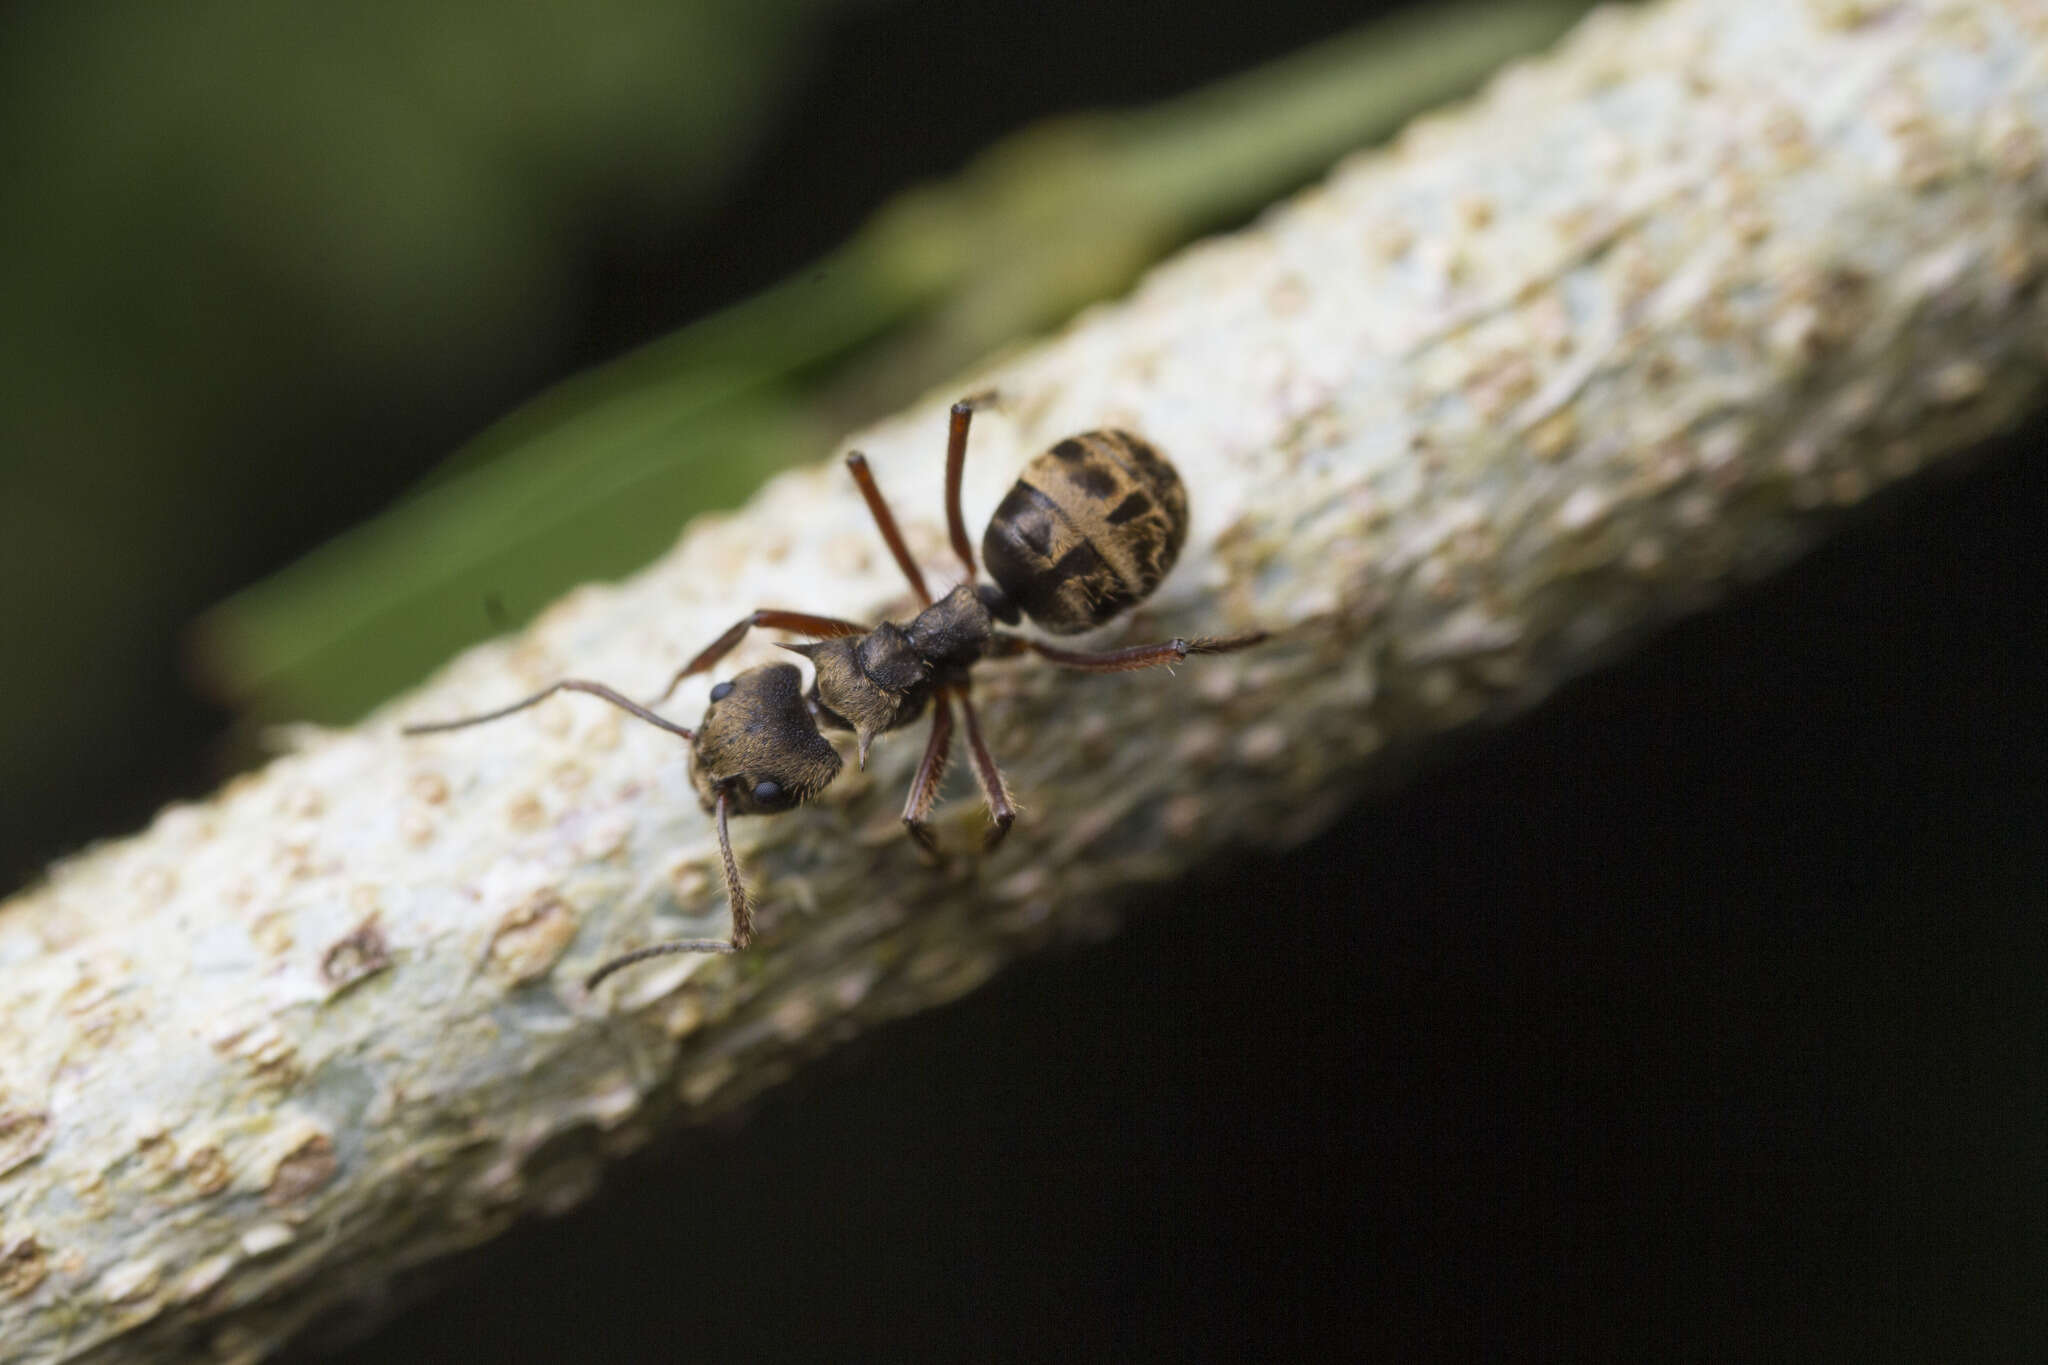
[4,1,2046,1359]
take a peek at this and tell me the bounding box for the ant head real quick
[692,663,842,816]
[786,628,929,767]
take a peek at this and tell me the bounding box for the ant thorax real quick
[793,584,996,758]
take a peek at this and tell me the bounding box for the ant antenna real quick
[585,787,752,989]
[405,680,696,744]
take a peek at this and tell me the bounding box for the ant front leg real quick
[952,686,1015,850]
[650,609,866,704]
[900,692,956,857]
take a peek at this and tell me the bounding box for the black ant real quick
[405,396,1265,987]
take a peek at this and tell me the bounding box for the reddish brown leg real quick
[1017,631,1269,673]
[944,392,996,581]
[901,692,956,855]
[585,786,751,989]
[953,686,1015,850]
[405,679,696,743]
[981,634,1032,660]
[845,451,931,605]
[650,608,867,703]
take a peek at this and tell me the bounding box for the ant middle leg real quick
[952,685,1015,850]
[901,692,956,856]
[650,609,866,703]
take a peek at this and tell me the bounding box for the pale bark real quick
[4,1,2046,1359]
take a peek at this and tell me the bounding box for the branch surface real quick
[5,1,2047,1359]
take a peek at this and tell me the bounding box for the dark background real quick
[6,0,2044,1357]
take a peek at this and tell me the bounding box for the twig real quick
[3,1,2045,1358]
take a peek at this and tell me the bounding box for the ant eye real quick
[709,681,735,702]
[752,779,783,805]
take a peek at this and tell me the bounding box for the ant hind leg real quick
[845,452,933,606]
[1019,632,1268,673]
[943,392,997,584]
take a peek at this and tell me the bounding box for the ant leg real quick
[650,609,867,703]
[900,692,956,856]
[845,452,932,605]
[1016,631,1269,674]
[981,634,1031,660]
[405,679,696,743]
[944,392,997,582]
[586,788,751,988]
[953,686,1015,850]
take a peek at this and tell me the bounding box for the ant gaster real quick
[405,395,1265,987]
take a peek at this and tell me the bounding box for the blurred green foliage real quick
[0,0,838,864]
[194,0,1592,726]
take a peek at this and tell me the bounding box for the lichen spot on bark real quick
[264,1134,337,1208]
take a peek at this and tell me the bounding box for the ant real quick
[405,395,1265,987]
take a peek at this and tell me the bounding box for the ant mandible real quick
[405,395,1265,987]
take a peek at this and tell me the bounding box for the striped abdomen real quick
[980,430,1189,635]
